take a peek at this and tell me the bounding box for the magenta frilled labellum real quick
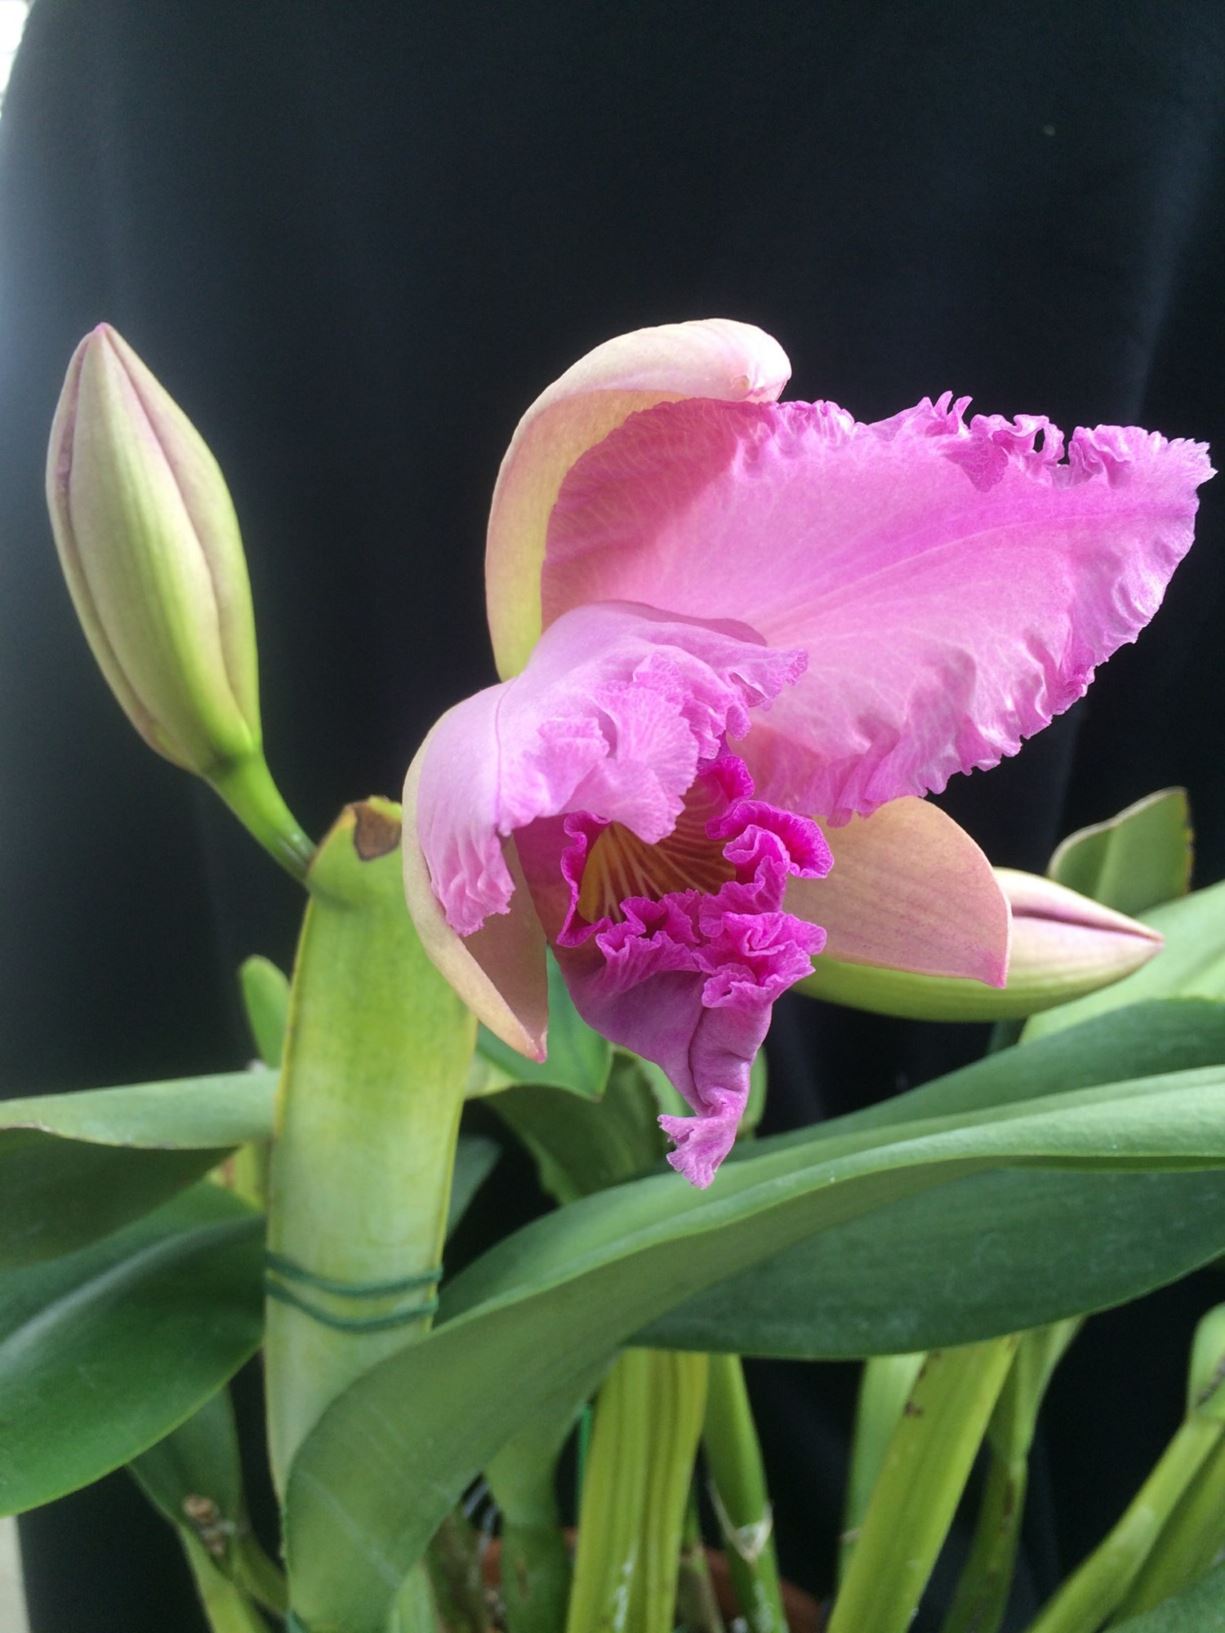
[404,320,1213,1187]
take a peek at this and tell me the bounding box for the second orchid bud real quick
[46,324,312,877]
[798,868,1162,1022]
[46,323,260,775]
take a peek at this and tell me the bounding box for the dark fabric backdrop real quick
[1,2,1223,1629]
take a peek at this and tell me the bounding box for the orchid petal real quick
[402,724,548,1061]
[407,602,804,1063]
[486,320,790,679]
[543,396,1213,821]
[788,796,1009,984]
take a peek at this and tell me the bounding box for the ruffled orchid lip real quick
[520,748,832,1186]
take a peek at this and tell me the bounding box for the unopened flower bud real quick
[46,323,259,776]
[46,325,312,877]
[999,866,1162,998]
[798,868,1161,1021]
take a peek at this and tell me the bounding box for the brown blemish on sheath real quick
[352,802,402,861]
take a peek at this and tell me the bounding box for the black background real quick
[1,3,1223,1628]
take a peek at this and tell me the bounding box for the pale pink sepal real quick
[544,396,1213,821]
[485,320,791,680]
[402,731,548,1061]
[787,796,1010,985]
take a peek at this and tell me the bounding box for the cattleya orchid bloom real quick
[404,320,1212,1187]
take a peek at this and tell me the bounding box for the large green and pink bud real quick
[47,325,310,875]
[798,864,1163,1020]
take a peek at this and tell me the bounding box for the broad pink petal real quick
[485,320,790,679]
[408,603,805,1061]
[544,396,1213,821]
[402,727,549,1060]
[787,796,1010,985]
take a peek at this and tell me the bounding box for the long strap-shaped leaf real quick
[284,1064,1225,1633]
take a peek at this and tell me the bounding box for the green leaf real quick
[239,955,291,1067]
[476,954,612,1101]
[284,1062,1225,1633]
[642,1168,1225,1359]
[0,1069,275,1268]
[0,1071,276,1150]
[1048,789,1192,915]
[1026,882,1225,1041]
[767,999,1225,1146]
[0,1185,262,1515]
[493,1053,669,1204]
[1111,1563,1225,1631]
[643,1002,1225,1356]
[493,1048,762,1208]
[130,1387,245,1533]
[448,1134,501,1235]
[129,1386,289,1618]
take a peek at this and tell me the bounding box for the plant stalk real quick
[839,1351,926,1585]
[703,1353,786,1633]
[566,1349,708,1633]
[1114,1430,1225,1620]
[828,1338,1019,1633]
[1023,1418,1222,1633]
[676,1496,726,1633]
[181,1532,269,1633]
[210,753,315,882]
[942,1320,1079,1633]
[264,798,475,1489]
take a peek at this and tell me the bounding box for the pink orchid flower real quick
[403,320,1211,1187]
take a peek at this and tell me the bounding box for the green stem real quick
[945,1448,1029,1633]
[232,1534,289,1616]
[264,798,475,1492]
[839,1352,926,1585]
[676,1496,726,1633]
[210,753,315,882]
[181,1532,269,1633]
[1115,1431,1225,1621]
[942,1322,1079,1633]
[703,1353,786,1633]
[828,1338,1019,1633]
[566,1349,708,1633]
[1023,1418,1223,1633]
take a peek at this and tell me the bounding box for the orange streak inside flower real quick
[577,780,736,924]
